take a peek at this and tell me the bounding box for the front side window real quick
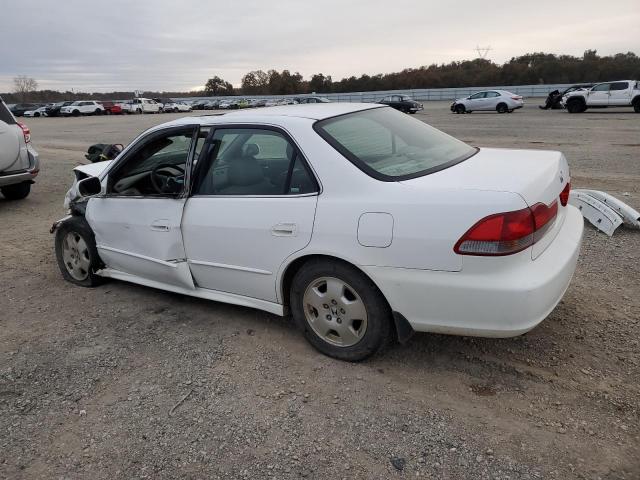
[315,107,476,181]
[194,128,318,196]
[108,127,195,196]
[591,83,610,92]
[469,92,486,99]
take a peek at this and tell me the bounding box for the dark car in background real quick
[10,103,42,117]
[378,95,423,114]
[45,101,75,117]
[296,96,331,104]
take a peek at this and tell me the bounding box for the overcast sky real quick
[1,0,638,93]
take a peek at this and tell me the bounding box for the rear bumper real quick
[365,206,584,337]
[0,148,40,187]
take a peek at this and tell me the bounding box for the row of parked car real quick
[8,96,334,118]
[8,98,196,117]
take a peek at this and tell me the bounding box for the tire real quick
[34,112,40,117]
[633,98,640,113]
[94,108,102,115]
[290,259,392,361]
[1,182,31,200]
[454,104,466,114]
[54,216,104,287]
[136,108,142,114]
[496,103,508,114]
[73,110,80,116]
[567,100,585,114]
[174,107,179,113]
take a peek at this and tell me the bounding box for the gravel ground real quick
[1,102,639,479]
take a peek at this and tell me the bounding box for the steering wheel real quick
[150,164,185,194]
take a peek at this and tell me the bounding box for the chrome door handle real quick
[151,219,170,232]
[272,223,297,236]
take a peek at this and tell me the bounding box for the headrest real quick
[244,143,259,157]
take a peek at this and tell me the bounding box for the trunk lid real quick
[400,147,568,207]
[400,147,570,259]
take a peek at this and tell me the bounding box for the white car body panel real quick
[578,189,640,229]
[86,197,194,288]
[568,190,622,236]
[182,195,318,302]
[0,118,22,171]
[67,103,582,338]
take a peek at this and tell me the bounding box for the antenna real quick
[475,45,493,59]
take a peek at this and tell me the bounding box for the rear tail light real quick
[559,182,570,206]
[454,201,558,256]
[511,96,523,100]
[18,122,30,143]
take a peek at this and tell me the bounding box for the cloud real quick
[1,0,638,92]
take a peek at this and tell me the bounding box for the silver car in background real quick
[451,90,524,114]
[0,97,40,200]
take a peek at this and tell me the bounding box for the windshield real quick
[315,107,476,180]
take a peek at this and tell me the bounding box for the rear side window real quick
[610,82,629,91]
[315,107,477,181]
[0,100,17,125]
[194,128,318,196]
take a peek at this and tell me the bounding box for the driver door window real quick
[108,128,195,196]
[469,92,486,100]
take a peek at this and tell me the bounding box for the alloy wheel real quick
[302,276,368,347]
[61,231,91,281]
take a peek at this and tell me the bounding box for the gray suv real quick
[0,97,40,200]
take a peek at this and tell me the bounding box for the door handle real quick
[151,219,170,232]
[272,223,297,236]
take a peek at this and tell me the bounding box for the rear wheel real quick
[496,103,508,114]
[94,108,102,115]
[455,104,466,114]
[290,259,392,361]
[1,182,31,200]
[633,98,640,113]
[136,108,142,114]
[54,217,104,287]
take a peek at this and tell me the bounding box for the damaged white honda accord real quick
[54,103,583,361]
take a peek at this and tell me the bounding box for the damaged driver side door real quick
[85,125,201,289]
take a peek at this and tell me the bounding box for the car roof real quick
[150,103,385,133]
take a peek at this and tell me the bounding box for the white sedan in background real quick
[23,105,50,117]
[451,90,524,114]
[54,103,582,361]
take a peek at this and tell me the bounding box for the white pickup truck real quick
[562,80,640,113]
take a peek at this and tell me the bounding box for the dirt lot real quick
[1,102,639,479]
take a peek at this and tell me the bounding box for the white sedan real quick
[53,103,583,361]
[451,90,524,114]
[23,106,48,117]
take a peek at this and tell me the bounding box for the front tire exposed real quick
[55,216,104,287]
[567,100,585,113]
[1,182,31,200]
[455,104,466,114]
[290,259,392,361]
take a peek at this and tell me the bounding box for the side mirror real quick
[78,176,102,197]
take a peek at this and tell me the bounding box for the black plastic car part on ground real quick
[378,95,423,114]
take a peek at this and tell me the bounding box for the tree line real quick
[3,50,639,103]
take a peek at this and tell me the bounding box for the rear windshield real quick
[0,99,17,125]
[314,107,476,180]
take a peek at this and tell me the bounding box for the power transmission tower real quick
[475,45,493,59]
